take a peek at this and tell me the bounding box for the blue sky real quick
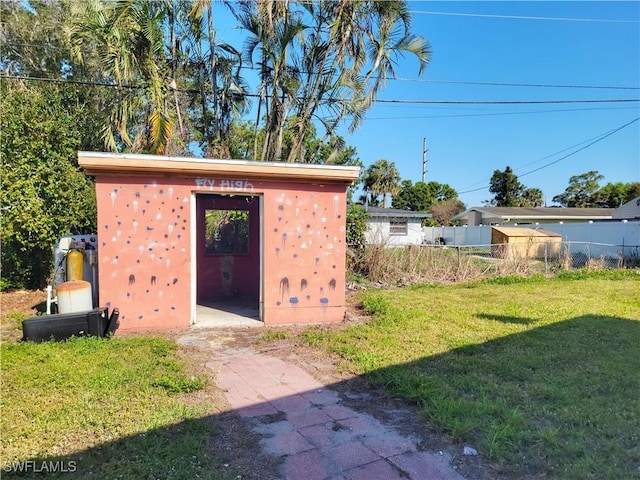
[216,1,640,207]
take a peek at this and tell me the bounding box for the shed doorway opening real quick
[194,193,262,327]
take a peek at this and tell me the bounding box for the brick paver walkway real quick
[206,352,466,480]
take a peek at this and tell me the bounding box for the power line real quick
[365,106,638,121]
[238,62,639,90]
[457,117,640,195]
[3,73,635,194]
[0,74,144,90]
[236,62,640,90]
[391,77,640,90]
[5,42,639,91]
[411,10,640,23]
[375,99,639,105]
[3,75,638,105]
[518,118,640,178]
[456,123,634,191]
[2,42,69,51]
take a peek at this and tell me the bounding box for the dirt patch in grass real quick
[0,289,47,342]
[0,289,47,317]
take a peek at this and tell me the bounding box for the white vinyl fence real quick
[423,221,640,258]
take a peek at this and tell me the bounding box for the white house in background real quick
[452,206,614,226]
[364,206,432,246]
[612,197,640,220]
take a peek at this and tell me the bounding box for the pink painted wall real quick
[94,174,348,332]
[260,185,348,325]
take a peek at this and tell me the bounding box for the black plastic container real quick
[22,307,119,343]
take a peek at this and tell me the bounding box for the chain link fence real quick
[351,241,640,285]
[451,241,638,271]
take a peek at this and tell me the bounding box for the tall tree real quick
[426,181,458,203]
[284,0,431,163]
[553,171,604,207]
[392,180,458,211]
[1,81,102,289]
[1,0,84,78]
[488,167,544,207]
[0,0,110,289]
[178,1,251,158]
[229,0,431,163]
[392,180,432,211]
[280,119,361,166]
[521,187,544,207]
[362,159,401,207]
[488,166,525,207]
[226,118,361,169]
[231,1,303,162]
[594,182,640,208]
[71,0,177,153]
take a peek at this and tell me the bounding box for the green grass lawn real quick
[0,335,235,479]
[302,270,640,479]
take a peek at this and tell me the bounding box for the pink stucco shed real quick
[79,152,359,333]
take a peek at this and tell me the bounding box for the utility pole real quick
[422,137,428,183]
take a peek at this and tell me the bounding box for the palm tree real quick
[521,188,544,207]
[187,0,250,158]
[229,1,304,162]
[71,0,175,154]
[358,2,431,114]
[227,0,431,163]
[285,0,432,162]
[363,159,401,207]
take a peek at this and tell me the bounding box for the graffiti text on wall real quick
[195,178,254,192]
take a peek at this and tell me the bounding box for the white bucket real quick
[57,280,93,314]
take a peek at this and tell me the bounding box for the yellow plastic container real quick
[66,249,84,281]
